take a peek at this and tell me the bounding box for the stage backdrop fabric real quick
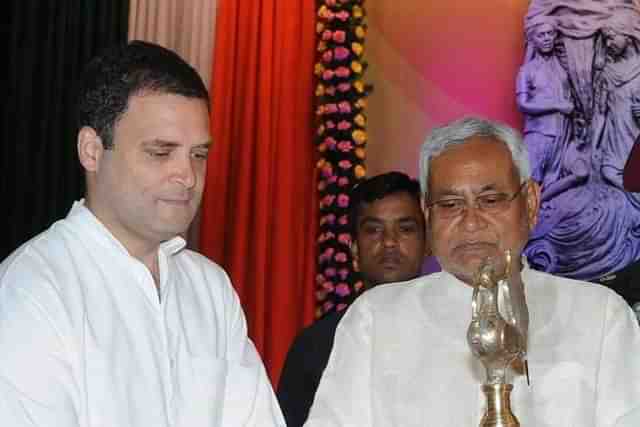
[199,0,319,384]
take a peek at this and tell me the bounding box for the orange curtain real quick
[200,0,318,385]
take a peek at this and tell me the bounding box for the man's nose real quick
[173,157,196,188]
[460,203,487,231]
[382,228,399,247]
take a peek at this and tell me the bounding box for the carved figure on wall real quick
[597,13,640,198]
[517,18,574,189]
[520,1,640,281]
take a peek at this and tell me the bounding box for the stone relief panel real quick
[519,1,640,280]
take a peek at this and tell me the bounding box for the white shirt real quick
[305,265,640,427]
[0,201,285,427]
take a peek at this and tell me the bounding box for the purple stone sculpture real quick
[519,1,640,281]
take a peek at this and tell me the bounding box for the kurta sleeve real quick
[0,279,80,426]
[217,269,286,427]
[596,292,640,427]
[304,298,373,427]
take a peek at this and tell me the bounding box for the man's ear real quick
[77,126,104,173]
[351,241,360,272]
[525,180,541,231]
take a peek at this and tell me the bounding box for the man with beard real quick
[305,117,640,427]
[277,172,427,427]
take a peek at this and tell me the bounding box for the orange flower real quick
[318,5,329,19]
[353,6,364,18]
[354,80,365,93]
[355,165,366,178]
[314,63,325,76]
[352,129,367,145]
[315,84,325,97]
[351,60,363,74]
[317,41,327,52]
[354,113,366,127]
[317,124,326,135]
[317,158,326,169]
[316,22,325,33]
[351,42,364,56]
[355,147,366,159]
[355,26,366,39]
[356,98,367,109]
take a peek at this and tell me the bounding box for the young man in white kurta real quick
[0,201,284,426]
[0,41,284,426]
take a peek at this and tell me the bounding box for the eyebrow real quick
[434,184,500,197]
[359,216,420,225]
[142,139,212,149]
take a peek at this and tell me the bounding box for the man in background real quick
[277,171,427,427]
[0,41,284,426]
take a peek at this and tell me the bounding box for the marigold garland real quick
[314,0,372,317]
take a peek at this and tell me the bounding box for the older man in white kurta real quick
[305,265,640,426]
[305,117,640,426]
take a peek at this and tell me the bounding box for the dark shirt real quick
[277,310,345,427]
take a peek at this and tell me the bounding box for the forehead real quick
[114,93,210,144]
[535,23,555,34]
[359,191,422,220]
[428,137,518,193]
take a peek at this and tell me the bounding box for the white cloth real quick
[0,201,285,427]
[305,265,640,427]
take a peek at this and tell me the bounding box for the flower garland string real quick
[314,0,372,317]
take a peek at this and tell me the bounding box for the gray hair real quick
[419,116,531,198]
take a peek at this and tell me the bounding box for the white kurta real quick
[0,201,285,427]
[305,265,640,427]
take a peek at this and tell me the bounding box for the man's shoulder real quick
[362,273,442,303]
[0,220,71,287]
[529,268,629,308]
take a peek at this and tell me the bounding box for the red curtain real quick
[199,0,318,385]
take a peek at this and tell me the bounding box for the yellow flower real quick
[316,22,325,33]
[355,147,366,159]
[318,5,329,19]
[354,113,366,127]
[352,129,367,145]
[356,98,368,109]
[355,165,366,178]
[351,60,363,74]
[317,41,327,52]
[355,26,366,39]
[314,62,325,76]
[315,84,325,97]
[317,158,326,169]
[351,42,364,56]
[353,6,363,18]
[354,80,365,93]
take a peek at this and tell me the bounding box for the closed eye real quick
[435,199,465,210]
